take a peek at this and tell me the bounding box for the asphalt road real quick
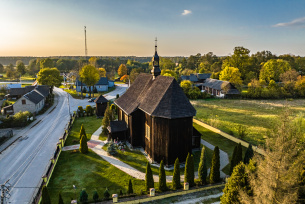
[0,84,127,203]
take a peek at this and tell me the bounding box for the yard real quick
[63,86,116,99]
[192,98,305,146]
[47,150,146,203]
[64,115,102,146]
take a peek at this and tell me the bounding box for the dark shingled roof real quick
[107,121,128,133]
[203,78,240,94]
[75,77,108,86]
[180,74,198,82]
[115,73,196,119]
[35,85,49,97]
[196,73,212,80]
[24,90,44,104]
[9,86,35,96]
[94,95,108,103]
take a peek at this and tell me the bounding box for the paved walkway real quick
[63,127,230,182]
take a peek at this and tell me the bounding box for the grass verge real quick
[65,115,102,146]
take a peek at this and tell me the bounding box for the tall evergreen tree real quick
[244,144,254,164]
[145,162,154,192]
[221,163,252,204]
[41,186,51,204]
[158,160,167,191]
[229,146,238,175]
[184,153,190,185]
[198,146,208,185]
[58,193,64,204]
[209,146,220,184]
[93,191,99,203]
[189,154,195,187]
[79,134,88,153]
[79,124,86,139]
[128,179,133,194]
[101,103,112,135]
[172,158,182,190]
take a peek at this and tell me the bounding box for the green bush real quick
[145,162,154,192]
[0,111,33,128]
[104,188,110,199]
[78,106,84,117]
[85,105,93,116]
[172,158,182,190]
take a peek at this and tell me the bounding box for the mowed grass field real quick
[192,99,305,146]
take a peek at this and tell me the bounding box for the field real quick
[192,99,305,146]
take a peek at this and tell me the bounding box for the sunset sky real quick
[1,0,305,57]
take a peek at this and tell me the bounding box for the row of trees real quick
[221,111,305,203]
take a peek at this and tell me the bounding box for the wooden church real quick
[113,41,200,166]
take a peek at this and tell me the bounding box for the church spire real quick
[151,37,161,79]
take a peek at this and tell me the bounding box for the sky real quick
[0,0,305,57]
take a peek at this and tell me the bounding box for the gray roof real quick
[196,73,212,80]
[115,73,196,119]
[94,95,108,103]
[24,90,44,104]
[180,74,198,82]
[203,78,240,94]
[107,121,128,133]
[76,77,108,86]
[9,88,27,96]
[35,86,49,97]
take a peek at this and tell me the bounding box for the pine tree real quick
[101,103,112,135]
[58,193,64,204]
[198,146,208,185]
[244,144,254,164]
[184,153,190,184]
[189,154,195,187]
[172,158,182,190]
[79,189,88,203]
[128,179,133,194]
[158,160,167,191]
[145,162,154,192]
[93,191,99,203]
[235,143,243,165]
[209,146,220,184]
[79,134,88,153]
[79,124,86,139]
[221,163,251,204]
[41,186,51,204]
[229,146,238,175]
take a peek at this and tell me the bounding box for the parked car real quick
[88,98,96,102]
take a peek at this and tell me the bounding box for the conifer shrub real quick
[172,158,182,190]
[158,160,167,191]
[79,189,88,203]
[184,153,191,185]
[41,186,51,204]
[107,140,117,155]
[79,124,86,139]
[128,179,133,194]
[78,106,84,117]
[209,146,220,184]
[244,144,254,164]
[189,154,195,187]
[235,143,243,165]
[119,189,123,196]
[79,134,88,154]
[198,146,208,185]
[93,191,99,203]
[85,105,93,116]
[58,193,64,204]
[229,146,237,175]
[145,162,154,192]
[104,188,110,199]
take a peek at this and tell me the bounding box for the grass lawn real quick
[102,143,214,177]
[21,83,32,87]
[194,123,248,175]
[47,150,146,203]
[65,115,102,146]
[192,98,305,146]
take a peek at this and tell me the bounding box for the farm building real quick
[75,77,114,93]
[180,73,212,83]
[94,95,108,117]
[112,42,200,166]
[200,78,240,98]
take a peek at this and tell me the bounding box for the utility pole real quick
[84,26,88,59]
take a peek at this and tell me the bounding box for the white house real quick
[75,77,113,92]
[200,78,240,98]
[13,90,45,114]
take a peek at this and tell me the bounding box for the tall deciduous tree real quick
[118,64,128,77]
[158,160,167,191]
[198,146,208,185]
[209,146,220,184]
[37,68,63,93]
[40,58,54,68]
[98,68,106,77]
[41,186,51,204]
[145,162,154,192]
[79,65,100,98]
[219,67,243,88]
[16,60,26,76]
[259,59,291,82]
[172,158,182,190]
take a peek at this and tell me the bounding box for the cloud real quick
[273,17,305,28]
[182,10,192,16]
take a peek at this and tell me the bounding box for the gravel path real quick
[63,127,230,182]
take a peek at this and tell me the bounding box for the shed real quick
[94,95,108,117]
[107,121,128,141]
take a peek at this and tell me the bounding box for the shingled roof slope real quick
[94,95,108,103]
[203,78,240,94]
[108,121,128,133]
[24,90,44,104]
[180,74,198,82]
[197,73,211,80]
[9,88,27,96]
[35,85,49,97]
[115,73,196,119]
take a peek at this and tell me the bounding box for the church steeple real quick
[151,37,161,79]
